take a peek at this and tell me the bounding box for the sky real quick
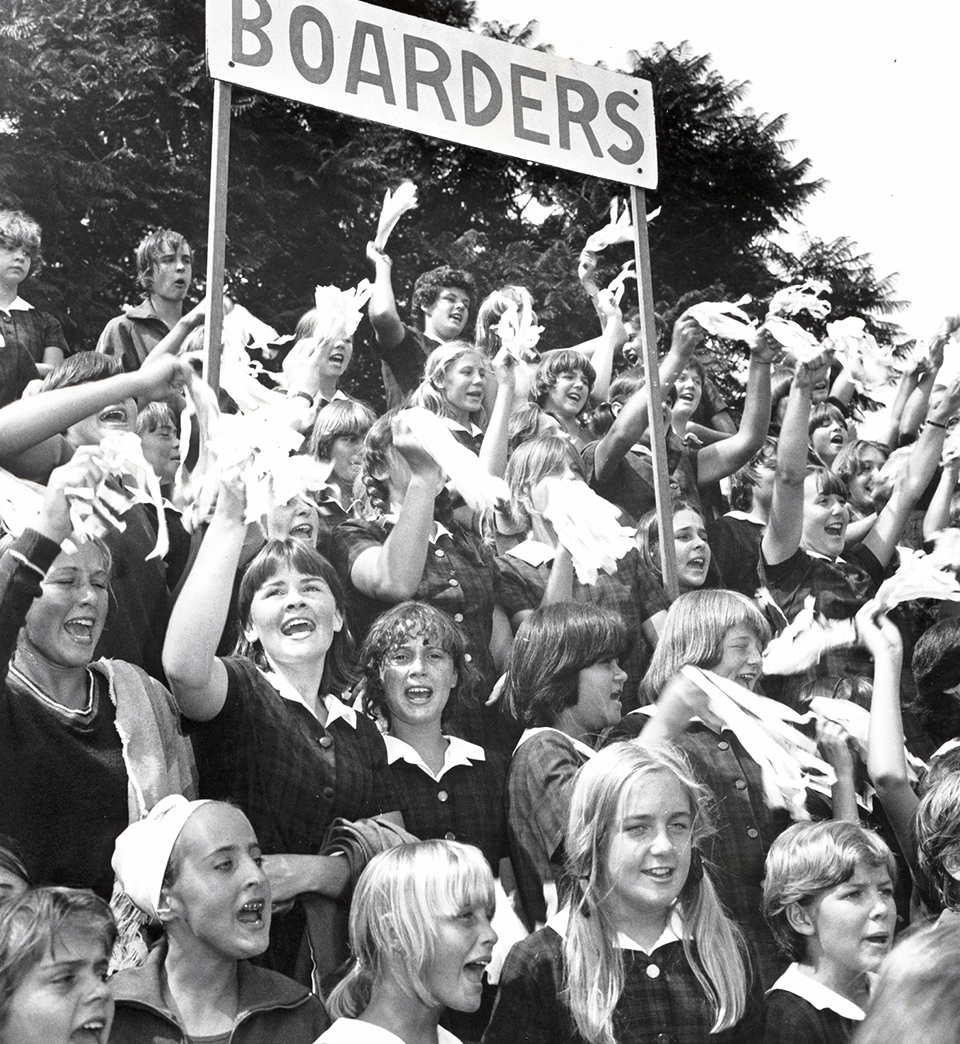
[474,0,960,345]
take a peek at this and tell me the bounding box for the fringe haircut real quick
[325,839,494,1018]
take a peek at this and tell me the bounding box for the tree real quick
[1,6,903,411]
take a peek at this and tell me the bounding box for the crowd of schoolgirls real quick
[2,203,960,1044]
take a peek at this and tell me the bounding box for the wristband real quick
[288,390,315,408]
[927,419,949,430]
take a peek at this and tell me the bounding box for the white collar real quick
[514,726,596,761]
[725,509,766,525]
[383,734,486,780]
[258,667,357,729]
[505,539,556,567]
[547,906,683,953]
[382,513,452,543]
[0,296,33,313]
[444,416,483,438]
[767,963,866,1020]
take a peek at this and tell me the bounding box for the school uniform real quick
[763,963,866,1044]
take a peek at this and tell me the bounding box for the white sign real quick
[207,0,657,188]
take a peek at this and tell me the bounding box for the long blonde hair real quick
[409,341,488,426]
[563,742,749,1044]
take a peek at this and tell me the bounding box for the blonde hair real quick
[325,840,494,1018]
[409,341,488,425]
[563,742,749,1044]
[640,590,771,704]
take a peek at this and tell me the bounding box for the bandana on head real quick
[112,794,212,921]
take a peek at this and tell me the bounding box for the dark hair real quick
[41,352,119,392]
[534,351,596,414]
[0,887,116,1022]
[727,438,777,512]
[808,401,849,448]
[359,602,478,726]
[136,229,191,294]
[910,620,960,745]
[410,266,476,326]
[236,539,356,694]
[360,410,400,517]
[504,603,628,728]
[804,464,848,500]
[607,369,645,406]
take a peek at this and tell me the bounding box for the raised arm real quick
[899,320,952,440]
[349,414,443,602]
[162,479,247,721]
[924,449,960,542]
[0,356,190,480]
[478,346,516,480]
[761,353,831,567]
[365,242,405,349]
[593,309,702,481]
[141,298,209,368]
[863,374,960,568]
[859,601,917,856]
[696,331,776,485]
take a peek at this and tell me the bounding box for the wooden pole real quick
[630,184,679,600]
[203,78,231,394]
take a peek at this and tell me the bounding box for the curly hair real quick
[410,266,476,326]
[0,210,42,274]
[358,601,479,726]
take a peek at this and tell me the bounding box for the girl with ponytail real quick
[485,742,757,1044]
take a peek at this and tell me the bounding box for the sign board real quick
[207,0,657,188]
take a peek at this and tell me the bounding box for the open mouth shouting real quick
[63,617,98,644]
[279,616,316,638]
[237,898,267,927]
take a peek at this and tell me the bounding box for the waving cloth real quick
[539,476,635,584]
[680,665,834,819]
[373,180,419,252]
[401,407,509,514]
[62,432,169,561]
[875,546,960,610]
[761,595,859,675]
[826,317,897,394]
[767,281,833,320]
[687,298,758,347]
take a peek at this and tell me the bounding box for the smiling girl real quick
[0,452,196,904]
[609,591,793,985]
[320,840,496,1044]
[485,742,755,1044]
[636,499,715,596]
[162,475,401,976]
[0,887,116,1044]
[109,795,328,1043]
[502,603,629,931]
[761,354,960,699]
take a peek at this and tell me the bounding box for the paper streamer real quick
[374,180,419,253]
[875,546,960,610]
[826,317,896,394]
[401,407,509,514]
[62,431,169,560]
[583,197,634,252]
[761,596,858,675]
[687,300,758,346]
[540,477,635,584]
[768,281,832,320]
[763,316,823,362]
[681,665,833,819]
